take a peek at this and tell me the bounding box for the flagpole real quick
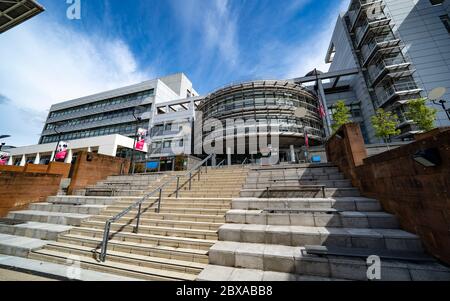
[304,127,310,163]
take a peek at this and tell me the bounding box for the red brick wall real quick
[24,164,48,174]
[0,166,25,172]
[0,171,62,217]
[326,124,450,265]
[46,162,71,178]
[67,152,130,194]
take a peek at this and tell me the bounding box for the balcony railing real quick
[369,56,409,83]
[355,14,391,47]
[348,0,384,31]
[151,129,182,137]
[377,81,420,107]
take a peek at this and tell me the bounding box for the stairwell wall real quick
[326,123,450,265]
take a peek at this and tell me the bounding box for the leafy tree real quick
[371,109,401,143]
[405,98,437,132]
[331,100,351,133]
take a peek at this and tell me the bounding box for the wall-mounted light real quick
[413,148,441,167]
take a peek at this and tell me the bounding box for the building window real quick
[440,15,450,33]
[430,0,445,5]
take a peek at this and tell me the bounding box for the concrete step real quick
[36,241,207,275]
[247,173,345,181]
[29,203,107,215]
[79,221,218,240]
[197,265,339,281]
[107,202,231,211]
[232,197,382,212]
[29,249,197,281]
[0,222,72,241]
[171,193,241,198]
[218,224,424,252]
[65,227,217,251]
[207,241,450,281]
[225,210,399,229]
[7,210,91,226]
[56,233,209,263]
[92,212,225,223]
[85,189,144,197]
[103,207,228,216]
[0,254,141,281]
[46,195,123,206]
[82,218,223,231]
[244,180,353,189]
[0,234,48,257]
[240,188,361,198]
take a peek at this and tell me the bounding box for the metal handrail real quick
[99,154,214,262]
[241,157,249,168]
[215,159,225,168]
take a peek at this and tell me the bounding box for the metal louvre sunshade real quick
[0,0,44,34]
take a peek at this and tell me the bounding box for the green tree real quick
[331,100,351,133]
[405,98,437,132]
[371,109,401,143]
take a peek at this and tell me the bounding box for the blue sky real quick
[0,0,350,146]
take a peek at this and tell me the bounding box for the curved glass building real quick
[197,80,324,163]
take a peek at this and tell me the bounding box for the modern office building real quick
[0,0,44,33]
[321,0,450,143]
[196,80,324,164]
[8,74,199,166]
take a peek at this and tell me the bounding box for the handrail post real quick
[176,176,180,199]
[100,220,111,262]
[189,172,192,190]
[134,203,142,234]
[157,188,162,213]
[198,166,201,181]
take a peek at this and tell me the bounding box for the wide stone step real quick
[47,195,124,206]
[240,188,361,198]
[197,265,338,281]
[218,224,423,252]
[171,192,241,198]
[85,189,144,197]
[247,174,345,181]
[232,197,382,212]
[225,209,399,229]
[0,234,48,257]
[92,212,225,223]
[65,227,216,250]
[103,207,228,216]
[0,222,72,241]
[83,218,222,231]
[29,203,107,215]
[79,221,218,240]
[37,241,207,275]
[107,202,231,211]
[7,210,91,226]
[56,234,209,263]
[244,179,353,189]
[0,254,141,281]
[207,241,450,281]
[29,249,197,281]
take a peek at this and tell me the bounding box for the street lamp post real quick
[429,87,450,121]
[130,106,146,174]
[52,127,62,162]
[0,135,11,151]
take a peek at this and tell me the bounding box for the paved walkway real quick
[0,268,57,281]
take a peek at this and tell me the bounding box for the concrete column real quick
[65,149,73,164]
[19,154,26,166]
[87,147,92,152]
[227,147,232,167]
[7,156,13,166]
[290,145,296,163]
[50,151,55,162]
[34,153,40,165]
[212,154,217,167]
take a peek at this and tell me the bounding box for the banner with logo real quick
[0,151,10,166]
[135,128,148,151]
[55,141,69,162]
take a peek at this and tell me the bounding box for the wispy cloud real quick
[0,19,151,146]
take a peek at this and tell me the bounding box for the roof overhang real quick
[0,0,45,34]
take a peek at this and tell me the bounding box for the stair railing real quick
[241,157,249,168]
[99,154,214,262]
[215,159,226,169]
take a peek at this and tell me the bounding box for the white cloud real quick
[283,0,351,78]
[0,19,151,146]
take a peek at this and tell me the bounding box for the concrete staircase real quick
[198,164,450,281]
[0,166,249,280]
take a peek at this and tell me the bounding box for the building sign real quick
[55,141,69,162]
[135,128,148,151]
[0,151,10,166]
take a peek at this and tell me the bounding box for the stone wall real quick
[326,123,450,265]
[67,152,130,194]
[0,171,62,217]
[0,162,71,178]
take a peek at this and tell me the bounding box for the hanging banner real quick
[55,141,69,162]
[0,151,10,166]
[135,128,148,151]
